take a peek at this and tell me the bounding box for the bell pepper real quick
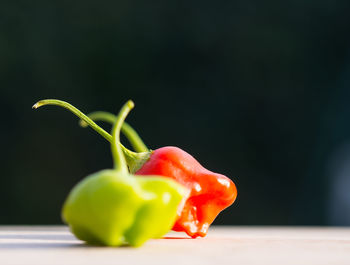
[33,100,188,247]
[135,146,237,238]
[80,110,237,238]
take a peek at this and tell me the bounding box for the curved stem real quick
[111,100,134,173]
[33,99,112,142]
[32,99,143,166]
[79,111,148,152]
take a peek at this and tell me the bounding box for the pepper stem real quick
[32,99,149,171]
[111,100,134,173]
[79,111,148,152]
[33,99,112,142]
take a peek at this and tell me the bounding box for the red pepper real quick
[135,146,237,238]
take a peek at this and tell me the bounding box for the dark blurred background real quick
[1,0,350,226]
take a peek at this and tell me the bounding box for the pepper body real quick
[136,146,237,238]
[63,167,187,247]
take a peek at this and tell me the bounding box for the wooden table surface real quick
[0,226,349,265]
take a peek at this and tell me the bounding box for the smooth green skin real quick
[62,169,186,247]
[124,177,186,246]
[34,99,187,247]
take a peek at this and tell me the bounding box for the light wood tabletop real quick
[0,226,349,265]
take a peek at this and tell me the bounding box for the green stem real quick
[32,99,149,171]
[111,100,134,173]
[79,111,148,152]
[33,99,112,142]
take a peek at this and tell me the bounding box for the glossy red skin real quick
[135,146,237,238]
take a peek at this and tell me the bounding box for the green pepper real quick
[33,100,188,247]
